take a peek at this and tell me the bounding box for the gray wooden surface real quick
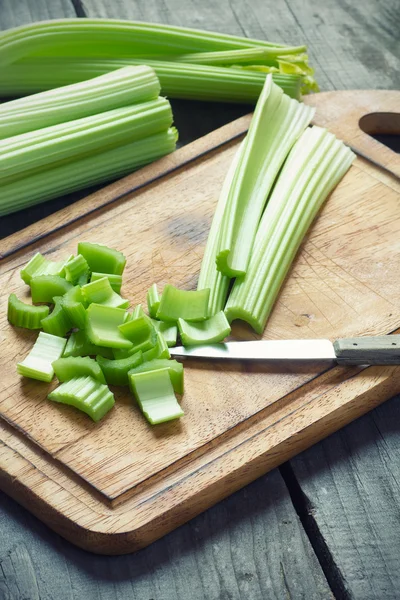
[1,1,399,598]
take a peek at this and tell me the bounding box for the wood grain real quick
[0,91,399,553]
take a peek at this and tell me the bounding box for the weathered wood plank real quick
[0,0,76,30]
[289,393,400,599]
[0,471,333,600]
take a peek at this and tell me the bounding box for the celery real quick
[81,277,129,309]
[216,75,314,277]
[118,314,157,351]
[17,332,67,382]
[48,376,114,422]
[129,368,184,425]
[41,296,72,337]
[90,272,122,293]
[0,128,178,217]
[96,351,143,386]
[7,293,49,329]
[128,359,184,395]
[152,320,178,347]
[147,283,160,318]
[225,127,355,333]
[78,242,126,276]
[0,66,160,139]
[63,330,113,359]
[156,285,209,322]
[143,331,170,362]
[86,304,132,349]
[62,285,87,329]
[0,98,172,187]
[133,304,145,319]
[53,356,106,384]
[30,275,72,303]
[178,311,231,345]
[64,255,89,285]
[20,252,66,284]
[176,46,307,65]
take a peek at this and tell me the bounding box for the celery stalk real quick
[0,66,160,139]
[178,311,231,345]
[86,304,132,349]
[48,376,114,422]
[129,368,184,425]
[7,293,49,329]
[174,46,307,65]
[17,332,67,382]
[96,351,143,386]
[118,314,157,346]
[90,272,122,293]
[20,252,67,284]
[63,330,113,359]
[81,277,129,309]
[216,75,314,277]
[77,242,126,275]
[30,275,72,303]
[225,127,355,333]
[156,285,210,322]
[151,320,178,347]
[41,296,72,338]
[62,286,87,330]
[64,255,89,285]
[128,359,184,395]
[52,356,106,384]
[142,331,170,362]
[147,283,161,318]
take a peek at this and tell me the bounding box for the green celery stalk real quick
[151,320,178,347]
[63,330,113,359]
[216,74,314,277]
[96,351,143,386]
[0,65,160,139]
[128,359,184,395]
[30,275,72,303]
[90,272,122,293]
[129,368,184,425]
[7,293,49,329]
[17,331,67,382]
[225,127,355,333]
[52,356,106,384]
[118,314,157,349]
[147,283,161,318]
[86,304,132,349]
[48,375,114,422]
[41,296,72,337]
[0,58,303,102]
[178,311,231,345]
[156,285,210,322]
[174,45,307,65]
[81,277,129,309]
[143,331,170,361]
[20,251,67,284]
[0,98,173,187]
[62,285,88,329]
[78,242,126,275]
[64,255,89,285]
[0,127,178,217]
[132,304,145,319]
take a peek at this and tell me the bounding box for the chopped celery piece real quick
[0,66,160,138]
[62,285,87,329]
[64,254,89,285]
[53,356,106,384]
[197,142,243,315]
[216,74,314,277]
[129,368,184,425]
[86,304,132,349]
[17,332,67,382]
[96,351,143,386]
[178,311,231,345]
[118,313,156,347]
[0,127,177,217]
[156,285,209,322]
[41,295,72,337]
[77,272,90,286]
[8,293,49,329]
[152,319,177,347]
[143,330,170,361]
[133,304,145,319]
[20,252,66,284]
[48,376,114,422]
[90,272,122,293]
[30,275,72,303]
[128,359,183,394]
[147,283,161,318]
[63,330,113,358]
[81,277,129,309]
[78,242,126,275]
[225,127,355,333]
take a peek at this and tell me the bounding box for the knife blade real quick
[170,335,400,366]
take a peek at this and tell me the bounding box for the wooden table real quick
[1,1,399,598]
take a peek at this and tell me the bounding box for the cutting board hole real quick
[359,112,400,153]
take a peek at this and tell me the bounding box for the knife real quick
[170,335,400,365]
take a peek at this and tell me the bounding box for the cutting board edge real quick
[1,363,399,555]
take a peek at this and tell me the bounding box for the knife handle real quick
[334,335,400,365]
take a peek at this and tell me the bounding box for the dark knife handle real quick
[334,335,400,365]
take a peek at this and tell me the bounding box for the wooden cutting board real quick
[0,90,399,555]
